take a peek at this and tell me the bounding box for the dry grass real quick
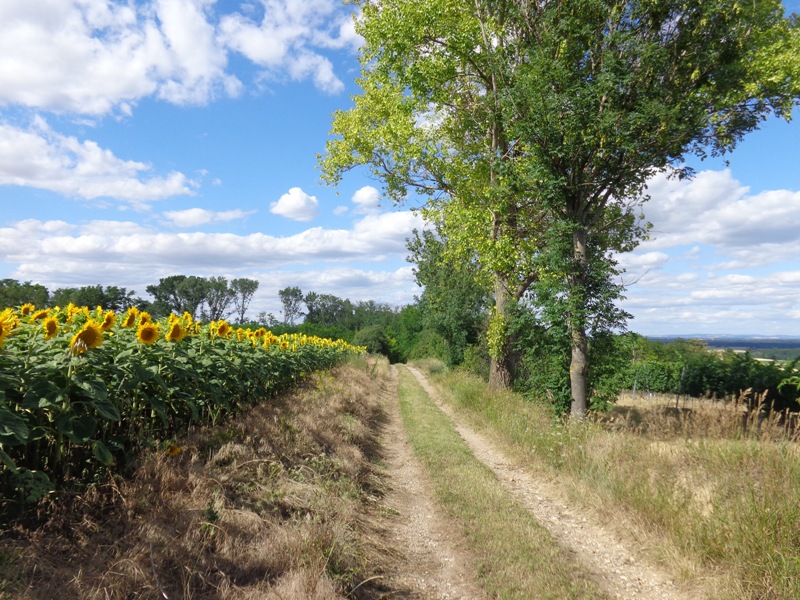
[606,390,800,442]
[421,362,800,600]
[0,358,392,600]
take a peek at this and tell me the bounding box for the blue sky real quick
[1,0,799,337]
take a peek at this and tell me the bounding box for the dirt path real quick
[373,365,487,599]
[403,365,699,600]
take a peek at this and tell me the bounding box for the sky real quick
[1,0,799,337]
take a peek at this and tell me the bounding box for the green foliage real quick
[0,304,361,522]
[0,280,49,308]
[49,284,141,311]
[321,0,800,415]
[620,337,800,410]
[352,325,398,362]
[278,286,305,325]
[407,228,489,366]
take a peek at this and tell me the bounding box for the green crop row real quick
[0,303,363,520]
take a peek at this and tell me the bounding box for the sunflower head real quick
[19,303,35,316]
[213,320,233,338]
[29,309,49,321]
[138,311,152,326]
[100,310,116,331]
[122,307,139,328]
[136,322,160,345]
[70,320,104,354]
[165,321,188,343]
[43,316,59,340]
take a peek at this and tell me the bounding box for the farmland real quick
[0,303,363,521]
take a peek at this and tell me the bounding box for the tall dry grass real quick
[0,357,391,600]
[422,363,800,600]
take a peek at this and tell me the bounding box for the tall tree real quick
[146,275,208,319]
[51,284,141,311]
[321,0,547,388]
[202,276,236,321]
[407,227,490,366]
[322,0,800,416]
[278,286,305,325]
[231,278,259,323]
[303,292,354,328]
[503,0,799,416]
[0,279,49,308]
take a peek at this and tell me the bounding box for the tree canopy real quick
[322,0,800,416]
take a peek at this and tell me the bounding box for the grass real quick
[396,365,607,599]
[419,361,800,600]
[0,357,391,600]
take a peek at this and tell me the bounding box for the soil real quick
[373,364,703,600]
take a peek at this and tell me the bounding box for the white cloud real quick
[0,211,422,313]
[0,118,196,205]
[614,168,800,335]
[218,0,353,94]
[351,185,381,213]
[270,187,320,221]
[0,0,356,116]
[333,205,349,216]
[162,208,254,227]
[643,170,800,259]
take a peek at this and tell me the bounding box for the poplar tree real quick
[321,0,799,416]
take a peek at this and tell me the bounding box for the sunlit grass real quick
[397,365,606,599]
[420,361,800,600]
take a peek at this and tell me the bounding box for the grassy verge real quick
[396,366,607,599]
[419,361,800,600]
[0,357,390,600]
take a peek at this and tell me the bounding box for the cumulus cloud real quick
[162,208,254,227]
[0,118,196,205]
[218,0,358,94]
[612,168,800,335]
[270,187,320,221]
[0,211,422,310]
[643,170,800,257]
[351,185,381,213]
[0,0,357,116]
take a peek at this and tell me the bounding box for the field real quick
[2,337,799,599]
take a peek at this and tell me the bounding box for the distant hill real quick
[646,334,800,354]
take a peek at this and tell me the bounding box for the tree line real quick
[0,276,259,323]
[320,0,800,418]
[3,274,798,412]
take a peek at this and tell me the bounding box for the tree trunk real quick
[488,275,514,389]
[569,227,589,419]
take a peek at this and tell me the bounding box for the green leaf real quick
[92,441,115,466]
[70,413,97,443]
[91,397,121,422]
[11,468,53,502]
[0,403,29,446]
[0,446,18,470]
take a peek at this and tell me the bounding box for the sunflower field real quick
[0,303,364,520]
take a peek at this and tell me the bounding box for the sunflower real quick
[70,320,104,354]
[165,321,188,343]
[122,307,139,328]
[164,442,182,457]
[138,311,152,326]
[43,316,59,340]
[100,310,116,331]
[0,309,15,346]
[136,322,160,345]
[29,309,49,321]
[19,303,35,316]
[214,320,233,338]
